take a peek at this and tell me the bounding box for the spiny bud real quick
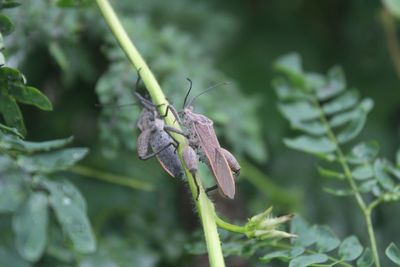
[245,206,294,241]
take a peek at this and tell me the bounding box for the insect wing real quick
[155,152,183,178]
[194,123,235,199]
[214,148,235,198]
[151,130,184,178]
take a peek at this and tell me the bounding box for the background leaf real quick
[339,236,363,261]
[12,192,48,261]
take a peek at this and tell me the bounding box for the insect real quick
[135,91,185,179]
[169,79,241,199]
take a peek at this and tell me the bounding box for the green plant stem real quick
[214,214,247,234]
[69,165,154,191]
[312,98,381,267]
[95,1,225,266]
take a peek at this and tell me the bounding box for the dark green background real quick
[4,0,400,266]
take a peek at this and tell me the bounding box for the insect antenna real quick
[186,81,229,107]
[183,78,193,108]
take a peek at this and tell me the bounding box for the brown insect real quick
[169,79,241,199]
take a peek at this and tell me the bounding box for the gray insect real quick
[135,92,185,179]
[168,79,241,199]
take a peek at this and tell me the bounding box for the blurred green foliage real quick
[0,0,400,266]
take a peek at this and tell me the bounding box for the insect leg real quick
[182,145,200,200]
[164,126,189,138]
[205,185,218,195]
[137,129,151,159]
[160,104,181,124]
[221,148,241,176]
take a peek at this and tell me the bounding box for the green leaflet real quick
[313,225,340,253]
[339,236,363,261]
[46,180,96,253]
[0,173,26,213]
[0,93,25,136]
[274,52,306,89]
[12,192,48,261]
[347,141,380,164]
[0,134,74,153]
[290,216,317,247]
[284,136,336,154]
[357,248,374,267]
[0,14,13,35]
[260,247,305,262]
[289,254,328,267]
[17,148,89,173]
[315,66,346,100]
[278,101,320,122]
[322,90,359,115]
[386,243,400,265]
[8,85,52,111]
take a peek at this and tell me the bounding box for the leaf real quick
[43,180,87,211]
[383,0,400,19]
[0,176,25,213]
[386,243,400,265]
[305,73,325,90]
[322,90,359,115]
[289,254,328,267]
[317,166,344,180]
[0,93,26,136]
[17,148,89,173]
[329,108,357,128]
[290,216,317,247]
[0,247,31,267]
[260,247,305,262]
[339,236,363,261]
[284,136,336,154]
[12,192,48,261]
[48,181,96,253]
[352,165,374,180]
[274,53,306,89]
[1,134,74,153]
[374,159,395,191]
[0,122,23,137]
[337,110,367,144]
[348,141,379,164]
[316,66,346,100]
[291,120,327,135]
[273,78,311,101]
[8,85,52,111]
[358,180,378,193]
[357,248,374,267]
[278,102,320,122]
[313,225,340,252]
[0,14,14,35]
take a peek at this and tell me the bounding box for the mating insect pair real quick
[136,79,240,200]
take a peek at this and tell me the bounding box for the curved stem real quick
[312,98,381,267]
[95,1,225,266]
[214,213,247,234]
[69,165,154,191]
